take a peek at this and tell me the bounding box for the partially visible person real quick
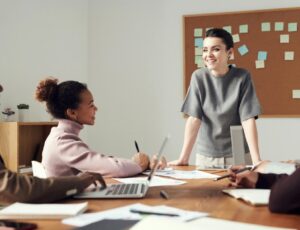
[229,165,300,214]
[169,28,261,168]
[35,78,166,178]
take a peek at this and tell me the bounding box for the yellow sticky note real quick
[232,34,240,43]
[255,60,265,69]
[261,22,271,32]
[292,90,300,99]
[239,24,248,33]
[223,26,232,34]
[275,22,284,31]
[194,28,203,37]
[195,47,203,56]
[280,34,289,43]
[288,22,298,32]
[284,51,294,61]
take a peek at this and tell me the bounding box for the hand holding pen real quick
[214,162,261,182]
[132,141,150,171]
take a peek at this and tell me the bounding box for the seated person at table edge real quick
[36,78,166,178]
[229,165,300,214]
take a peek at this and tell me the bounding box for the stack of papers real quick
[143,168,219,179]
[63,203,208,227]
[0,202,88,219]
[222,189,270,206]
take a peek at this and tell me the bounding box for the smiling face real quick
[202,37,233,76]
[68,89,98,125]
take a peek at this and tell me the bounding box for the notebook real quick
[0,202,88,219]
[74,136,169,199]
[223,189,270,206]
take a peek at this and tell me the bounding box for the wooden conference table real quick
[29,166,300,229]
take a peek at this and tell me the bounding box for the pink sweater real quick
[42,119,142,177]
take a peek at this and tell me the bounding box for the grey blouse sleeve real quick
[181,71,204,120]
[239,72,262,121]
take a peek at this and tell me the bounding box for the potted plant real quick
[2,108,15,121]
[17,103,29,122]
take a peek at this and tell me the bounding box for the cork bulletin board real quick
[183,8,300,117]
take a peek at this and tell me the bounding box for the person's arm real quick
[57,136,143,178]
[241,118,261,164]
[168,116,200,166]
[0,170,104,204]
[267,168,300,214]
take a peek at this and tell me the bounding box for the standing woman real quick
[36,78,163,178]
[169,28,261,168]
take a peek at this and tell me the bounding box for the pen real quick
[130,209,179,217]
[160,190,169,200]
[134,140,140,152]
[213,166,252,181]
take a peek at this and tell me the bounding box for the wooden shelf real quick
[0,121,58,172]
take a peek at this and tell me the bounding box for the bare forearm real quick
[179,116,201,163]
[242,118,261,163]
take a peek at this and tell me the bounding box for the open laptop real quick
[74,136,169,199]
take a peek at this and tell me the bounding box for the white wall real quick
[0,0,88,122]
[88,0,300,163]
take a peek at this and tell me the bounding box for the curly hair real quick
[35,77,87,119]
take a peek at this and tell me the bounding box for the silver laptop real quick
[230,125,246,165]
[74,136,169,199]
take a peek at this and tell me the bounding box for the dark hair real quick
[35,77,88,119]
[205,28,234,50]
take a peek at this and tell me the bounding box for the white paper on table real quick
[114,176,186,186]
[131,216,296,230]
[143,169,219,179]
[62,203,207,227]
[62,203,144,227]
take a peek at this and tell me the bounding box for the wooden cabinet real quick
[0,122,57,172]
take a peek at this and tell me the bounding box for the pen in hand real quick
[134,140,140,152]
[213,166,252,181]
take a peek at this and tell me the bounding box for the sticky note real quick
[292,90,300,99]
[195,55,203,64]
[261,22,271,32]
[223,26,232,34]
[195,47,203,55]
[195,56,205,68]
[284,51,294,61]
[255,60,265,69]
[194,28,203,37]
[258,51,267,61]
[232,34,240,43]
[275,22,284,31]
[194,38,203,47]
[288,22,298,32]
[238,45,249,56]
[239,24,248,33]
[280,34,289,43]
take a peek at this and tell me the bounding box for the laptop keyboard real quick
[105,183,144,196]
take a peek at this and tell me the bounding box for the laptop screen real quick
[147,136,169,183]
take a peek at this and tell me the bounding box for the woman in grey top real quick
[169,28,262,168]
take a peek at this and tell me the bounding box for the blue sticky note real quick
[195,38,203,47]
[238,45,249,56]
[258,51,267,61]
